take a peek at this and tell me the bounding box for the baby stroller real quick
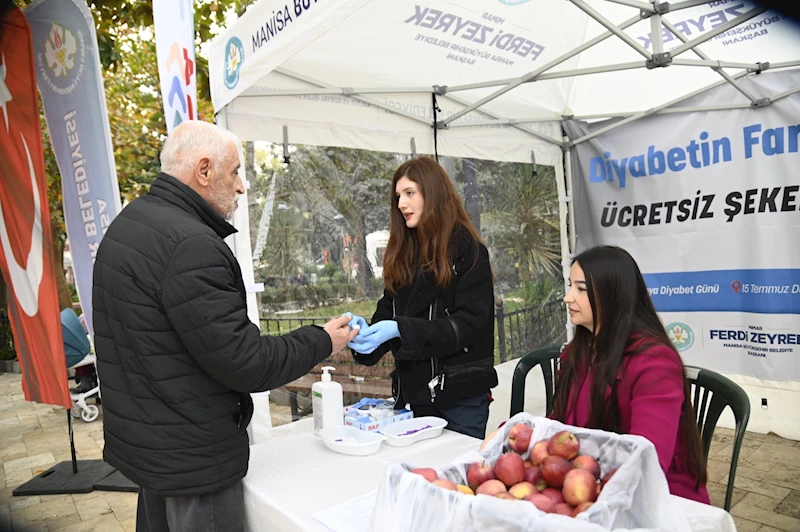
[62,308,101,423]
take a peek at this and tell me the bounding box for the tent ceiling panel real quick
[211,0,800,163]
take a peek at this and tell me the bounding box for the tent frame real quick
[217,0,800,340]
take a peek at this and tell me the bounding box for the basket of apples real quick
[371,413,686,532]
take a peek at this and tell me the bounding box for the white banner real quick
[153,0,197,133]
[569,69,800,382]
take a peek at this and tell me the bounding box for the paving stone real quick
[731,493,800,532]
[733,516,763,532]
[775,489,800,519]
[3,452,56,475]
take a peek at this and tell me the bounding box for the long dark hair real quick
[382,157,481,294]
[552,245,707,488]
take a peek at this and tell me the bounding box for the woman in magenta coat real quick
[554,245,709,504]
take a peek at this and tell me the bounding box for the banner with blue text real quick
[569,69,800,381]
[26,0,122,338]
[153,0,197,133]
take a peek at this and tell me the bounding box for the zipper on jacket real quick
[427,301,438,402]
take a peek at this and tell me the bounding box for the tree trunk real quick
[457,158,481,235]
[355,213,373,298]
[52,223,72,311]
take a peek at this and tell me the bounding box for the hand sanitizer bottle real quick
[312,366,343,435]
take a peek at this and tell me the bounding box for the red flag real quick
[0,8,70,408]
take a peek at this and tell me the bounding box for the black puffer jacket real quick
[93,174,332,496]
[354,229,497,406]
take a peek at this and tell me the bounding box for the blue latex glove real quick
[349,320,400,355]
[341,312,368,332]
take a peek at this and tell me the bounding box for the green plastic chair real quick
[509,345,562,418]
[685,365,750,511]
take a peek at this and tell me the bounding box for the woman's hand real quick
[349,320,399,354]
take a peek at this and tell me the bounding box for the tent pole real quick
[568,0,652,60]
[270,68,432,127]
[569,71,748,146]
[661,19,760,104]
[670,7,766,58]
[670,0,717,11]
[554,143,573,344]
[442,12,643,122]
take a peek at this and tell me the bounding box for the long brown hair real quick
[382,157,482,295]
[552,246,707,488]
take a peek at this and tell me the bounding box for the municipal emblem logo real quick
[44,23,77,78]
[224,37,244,90]
[666,322,695,352]
[37,22,85,95]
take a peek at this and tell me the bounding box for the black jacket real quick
[93,174,333,496]
[354,230,497,406]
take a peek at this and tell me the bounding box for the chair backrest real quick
[510,344,562,418]
[61,308,91,367]
[685,365,750,511]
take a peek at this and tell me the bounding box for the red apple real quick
[475,479,507,496]
[495,492,517,500]
[572,455,601,479]
[572,501,594,517]
[525,493,555,513]
[495,452,525,488]
[548,430,580,460]
[524,460,534,468]
[530,440,550,466]
[508,481,537,499]
[563,469,598,506]
[432,478,457,490]
[508,423,533,453]
[541,487,565,505]
[523,465,548,491]
[466,461,496,491]
[410,468,438,482]
[554,503,574,516]
[600,468,617,490]
[540,455,572,488]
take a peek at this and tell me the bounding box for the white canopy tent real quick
[210,0,800,439]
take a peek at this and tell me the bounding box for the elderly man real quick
[93,121,356,531]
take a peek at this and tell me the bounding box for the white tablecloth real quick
[243,419,736,532]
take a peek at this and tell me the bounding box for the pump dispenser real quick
[312,366,344,434]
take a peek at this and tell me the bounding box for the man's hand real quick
[323,315,359,355]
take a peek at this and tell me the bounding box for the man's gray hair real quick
[160,121,241,178]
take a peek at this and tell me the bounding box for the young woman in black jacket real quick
[347,157,497,439]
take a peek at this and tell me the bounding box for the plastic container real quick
[318,425,386,456]
[379,416,448,446]
[312,366,343,435]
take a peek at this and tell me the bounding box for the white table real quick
[243,419,736,532]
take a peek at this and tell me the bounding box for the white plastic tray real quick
[379,416,448,447]
[318,425,386,456]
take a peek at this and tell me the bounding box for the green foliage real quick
[521,274,563,307]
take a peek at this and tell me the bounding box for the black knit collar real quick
[149,173,237,239]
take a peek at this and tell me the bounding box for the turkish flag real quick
[0,8,70,408]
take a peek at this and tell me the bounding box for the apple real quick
[466,461,496,491]
[524,460,534,468]
[475,479,507,496]
[523,466,548,491]
[410,468,438,482]
[563,469,598,506]
[508,481,537,499]
[548,430,580,460]
[508,423,533,453]
[495,452,525,488]
[432,478,457,491]
[530,440,549,466]
[600,468,618,490]
[573,501,594,517]
[525,493,555,513]
[572,455,601,479]
[456,484,475,495]
[554,503,574,516]
[480,428,499,451]
[495,492,517,500]
[540,487,565,505]
[540,455,572,488]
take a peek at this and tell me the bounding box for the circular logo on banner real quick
[666,322,695,352]
[224,37,245,90]
[39,22,86,95]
